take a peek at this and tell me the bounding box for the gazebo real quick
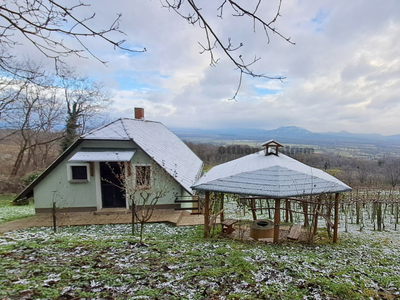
[192,140,352,243]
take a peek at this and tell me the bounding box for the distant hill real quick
[172,125,400,142]
[171,126,400,158]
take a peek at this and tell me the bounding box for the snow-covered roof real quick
[82,118,203,194]
[69,149,136,162]
[192,150,351,198]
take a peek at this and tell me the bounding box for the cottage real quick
[15,108,203,213]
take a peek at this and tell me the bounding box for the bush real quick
[21,170,43,187]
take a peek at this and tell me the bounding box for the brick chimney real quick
[134,107,144,120]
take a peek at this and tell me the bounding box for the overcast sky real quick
[23,0,400,135]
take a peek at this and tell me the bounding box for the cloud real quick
[6,0,400,136]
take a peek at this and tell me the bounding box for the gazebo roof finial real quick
[261,139,284,156]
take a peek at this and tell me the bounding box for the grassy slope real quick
[0,223,399,300]
[0,194,35,223]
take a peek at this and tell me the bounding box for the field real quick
[0,197,400,299]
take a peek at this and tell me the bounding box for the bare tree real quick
[58,67,111,151]
[162,0,294,98]
[105,161,171,243]
[383,157,400,188]
[0,57,49,114]
[0,0,145,70]
[0,0,293,99]
[2,73,64,177]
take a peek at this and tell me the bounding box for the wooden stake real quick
[204,191,210,238]
[333,193,339,243]
[285,199,289,223]
[251,199,257,220]
[52,202,57,233]
[220,193,225,223]
[274,199,281,243]
[303,201,309,227]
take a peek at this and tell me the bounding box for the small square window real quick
[67,163,90,183]
[71,166,88,180]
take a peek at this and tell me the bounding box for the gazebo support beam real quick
[251,199,257,220]
[220,193,225,222]
[333,193,339,243]
[204,191,210,238]
[274,198,281,243]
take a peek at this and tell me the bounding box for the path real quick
[0,209,204,234]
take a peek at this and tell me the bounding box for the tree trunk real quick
[273,199,280,243]
[139,221,145,244]
[10,147,26,177]
[377,202,382,231]
[131,202,135,236]
[303,202,309,227]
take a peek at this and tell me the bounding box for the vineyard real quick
[213,186,400,243]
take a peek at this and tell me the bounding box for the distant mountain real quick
[171,125,400,158]
[171,125,400,144]
[322,130,386,141]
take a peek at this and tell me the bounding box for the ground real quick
[1,223,399,299]
[0,209,204,234]
[1,196,400,299]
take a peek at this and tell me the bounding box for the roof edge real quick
[14,138,84,202]
[191,184,352,198]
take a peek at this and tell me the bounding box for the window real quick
[136,166,151,188]
[67,163,90,183]
[71,166,88,180]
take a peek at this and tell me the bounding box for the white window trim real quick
[67,162,91,183]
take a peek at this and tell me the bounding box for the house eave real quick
[14,138,84,202]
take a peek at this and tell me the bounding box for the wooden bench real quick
[221,219,238,234]
[287,224,302,240]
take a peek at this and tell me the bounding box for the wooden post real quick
[204,191,210,238]
[285,199,289,223]
[377,192,382,231]
[356,189,360,224]
[333,193,339,243]
[274,198,280,243]
[52,202,57,233]
[250,198,257,220]
[131,202,136,236]
[220,193,225,223]
[303,201,309,227]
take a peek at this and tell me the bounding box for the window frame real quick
[67,163,91,183]
[135,165,151,189]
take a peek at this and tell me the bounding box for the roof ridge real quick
[120,117,162,124]
[120,119,132,141]
[81,118,123,138]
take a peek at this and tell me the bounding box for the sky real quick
[12,0,400,135]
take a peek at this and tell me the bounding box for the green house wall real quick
[33,140,191,212]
